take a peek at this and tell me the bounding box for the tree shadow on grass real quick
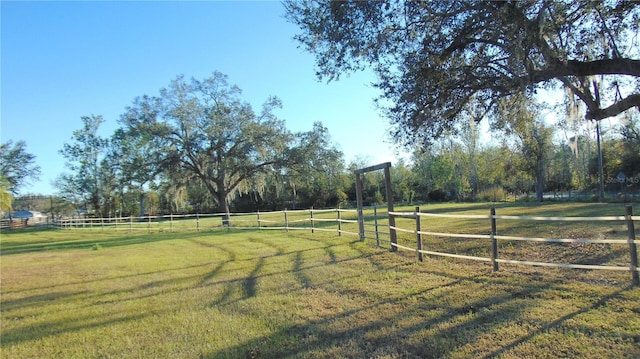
[1,233,362,349]
[0,230,208,256]
[481,286,636,359]
[202,253,637,359]
[293,251,312,289]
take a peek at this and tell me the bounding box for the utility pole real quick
[596,120,605,201]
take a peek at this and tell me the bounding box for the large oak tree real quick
[285,0,640,148]
[121,72,291,218]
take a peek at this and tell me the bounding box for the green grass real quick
[1,203,640,358]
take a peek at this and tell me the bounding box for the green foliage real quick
[285,1,640,148]
[0,140,41,195]
[121,72,292,215]
[57,115,110,215]
[0,176,13,212]
[284,122,346,209]
[495,95,555,202]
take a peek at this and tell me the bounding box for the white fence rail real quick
[48,208,361,237]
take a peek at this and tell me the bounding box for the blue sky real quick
[1,1,402,196]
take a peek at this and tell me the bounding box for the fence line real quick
[48,208,361,237]
[10,204,639,285]
[382,205,640,286]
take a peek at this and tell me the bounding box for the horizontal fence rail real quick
[384,205,640,286]
[6,204,639,286]
[45,208,361,238]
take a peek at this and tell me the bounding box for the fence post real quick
[257,210,261,230]
[491,207,499,272]
[148,215,151,233]
[374,206,380,247]
[197,213,200,232]
[355,173,365,241]
[311,207,315,234]
[284,209,289,232]
[170,213,173,233]
[384,165,397,251]
[337,208,342,237]
[129,216,132,232]
[415,206,423,262]
[625,205,639,286]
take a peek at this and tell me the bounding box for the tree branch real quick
[589,93,640,121]
[528,58,640,83]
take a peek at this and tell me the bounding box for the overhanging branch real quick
[588,93,640,121]
[527,58,640,84]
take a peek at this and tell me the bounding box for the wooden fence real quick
[50,208,361,237]
[379,205,639,286]
[27,204,640,286]
[0,218,28,230]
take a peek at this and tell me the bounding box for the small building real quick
[12,210,47,225]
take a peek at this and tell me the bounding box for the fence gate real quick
[354,162,397,251]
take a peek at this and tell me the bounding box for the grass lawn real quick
[1,203,639,358]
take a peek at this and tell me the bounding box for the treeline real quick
[13,110,640,218]
[5,73,640,218]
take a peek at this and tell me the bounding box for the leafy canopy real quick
[285,0,640,148]
[0,140,41,195]
[120,72,292,213]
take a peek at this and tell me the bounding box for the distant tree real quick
[346,156,384,206]
[390,158,414,204]
[57,115,109,214]
[619,112,640,183]
[285,1,640,148]
[0,176,13,213]
[286,122,345,208]
[546,143,574,195]
[121,72,292,219]
[494,95,554,202]
[108,125,163,217]
[0,140,41,195]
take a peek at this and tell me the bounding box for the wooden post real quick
[310,207,315,233]
[129,216,132,232]
[196,213,200,232]
[337,208,342,237]
[284,209,289,232]
[355,173,365,241]
[170,213,173,233]
[257,210,261,230]
[148,215,151,233]
[354,162,394,245]
[415,206,423,262]
[374,206,380,247]
[491,207,499,272]
[384,165,397,252]
[625,205,639,286]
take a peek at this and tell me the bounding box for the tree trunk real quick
[216,187,230,226]
[535,154,545,203]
